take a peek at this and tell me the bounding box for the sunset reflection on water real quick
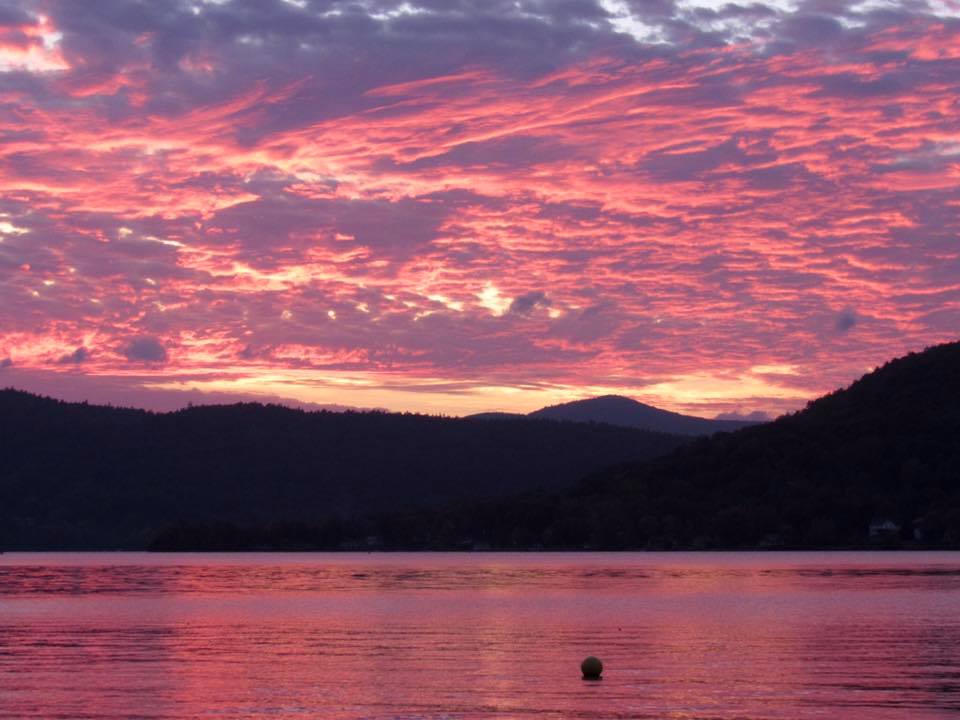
[1,552,958,719]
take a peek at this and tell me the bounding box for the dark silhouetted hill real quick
[468,411,525,421]
[526,395,758,435]
[366,341,960,549]
[0,390,687,549]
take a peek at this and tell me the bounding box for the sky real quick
[0,0,958,418]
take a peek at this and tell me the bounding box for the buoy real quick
[581,656,603,679]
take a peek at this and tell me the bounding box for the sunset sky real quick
[0,0,958,418]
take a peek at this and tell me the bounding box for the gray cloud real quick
[58,347,90,364]
[509,291,551,316]
[0,357,12,369]
[123,337,168,363]
[835,309,857,333]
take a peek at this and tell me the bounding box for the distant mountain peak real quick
[470,394,763,436]
[547,394,648,407]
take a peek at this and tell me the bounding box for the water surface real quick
[1,552,958,719]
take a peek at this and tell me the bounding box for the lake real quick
[1,552,958,719]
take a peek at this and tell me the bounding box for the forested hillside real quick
[0,391,685,549]
[331,341,960,550]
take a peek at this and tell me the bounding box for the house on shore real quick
[868,518,901,539]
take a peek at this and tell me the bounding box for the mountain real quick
[368,341,960,549]
[468,395,759,435]
[0,390,687,549]
[526,395,758,435]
